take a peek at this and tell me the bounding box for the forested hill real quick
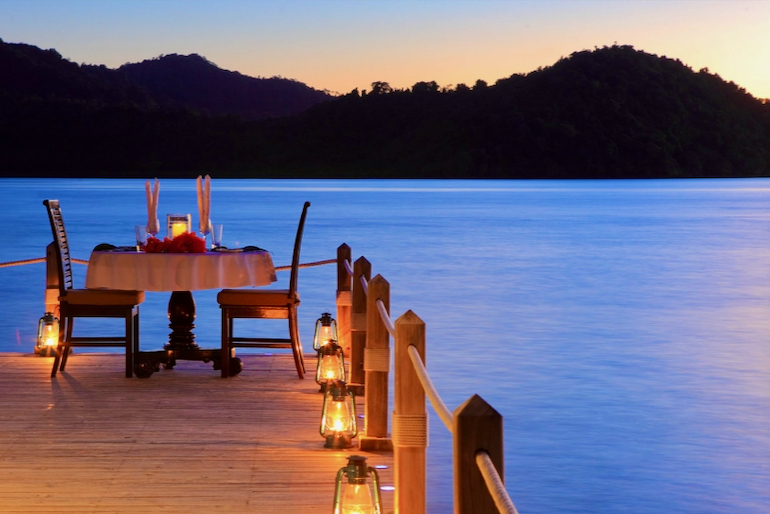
[117,54,331,119]
[1,41,769,178]
[0,38,331,118]
[266,45,770,178]
[0,39,158,108]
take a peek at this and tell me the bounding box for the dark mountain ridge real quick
[117,53,331,119]
[1,39,768,178]
[0,38,331,118]
[0,39,157,108]
[264,45,770,178]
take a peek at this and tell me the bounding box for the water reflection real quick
[1,178,768,513]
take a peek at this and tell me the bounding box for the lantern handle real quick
[367,466,383,507]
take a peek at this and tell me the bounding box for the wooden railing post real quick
[453,395,504,514]
[393,310,427,514]
[349,256,370,390]
[336,243,352,358]
[360,274,393,451]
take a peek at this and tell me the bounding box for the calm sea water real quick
[1,178,769,513]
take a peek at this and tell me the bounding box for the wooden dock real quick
[0,353,394,513]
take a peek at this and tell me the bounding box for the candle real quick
[171,222,187,238]
[166,214,191,238]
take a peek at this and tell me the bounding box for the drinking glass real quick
[135,225,148,251]
[148,218,160,238]
[211,224,224,249]
[201,219,212,238]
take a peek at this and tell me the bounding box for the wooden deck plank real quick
[0,353,394,513]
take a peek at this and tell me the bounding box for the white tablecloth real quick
[85,251,277,292]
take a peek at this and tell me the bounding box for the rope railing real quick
[407,344,453,431]
[335,244,516,513]
[274,258,337,272]
[359,273,368,295]
[0,257,88,268]
[476,452,519,514]
[350,260,392,337]
[407,337,517,514]
[375,299,395,337]
[0,257,46,268]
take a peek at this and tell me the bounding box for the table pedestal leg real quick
[134,290,242,378]
[166,291,199,351]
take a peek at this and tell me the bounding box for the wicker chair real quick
[43,200,144,378]
[217,201,310,378]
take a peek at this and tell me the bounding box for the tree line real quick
[1,42,769,178]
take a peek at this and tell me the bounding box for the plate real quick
[106,246,139,252]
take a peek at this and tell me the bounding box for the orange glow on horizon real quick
[0,0,768,99]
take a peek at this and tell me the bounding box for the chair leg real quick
[134,307,140,354]
[51,345,62,378]
[51,316,69,377]
[220,308,230,378]
[291,307,306,374]
[288,307,304,379]
[130,309,139,378]
[59,317,74,372]
[125,310,134,378]
[59,348,70,371]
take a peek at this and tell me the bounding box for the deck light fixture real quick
[333,455,383,514]
[313,312,338,351]
[35,312,59,356]
[320,379,357,449]
[166,214,191,238]
[316,339,346,389]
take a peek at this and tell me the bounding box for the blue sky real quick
[1,0,769,98]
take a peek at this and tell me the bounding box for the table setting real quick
[84,176,277,377]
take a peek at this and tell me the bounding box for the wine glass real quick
[135,225,148,251]
[148,218,160,239]
[200,219,213,247]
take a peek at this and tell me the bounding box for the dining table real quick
[85,248,277,377]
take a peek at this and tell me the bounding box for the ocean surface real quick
[1,178,768,513]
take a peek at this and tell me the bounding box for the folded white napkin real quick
[145,178,160,235]
[196,174,211,234]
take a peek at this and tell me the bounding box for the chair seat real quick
[217,289,299,307]
[63,289,145,306]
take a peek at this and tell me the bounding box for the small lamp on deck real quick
[313,312,339,351]
[320,379,357,449]
[316,339,346,390]
[35,312,59,356]
[333,455,383,514]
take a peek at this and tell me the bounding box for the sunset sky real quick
[1,0,769,98]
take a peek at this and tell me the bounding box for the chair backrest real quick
[43,199,73,293]
[289,202,311,296]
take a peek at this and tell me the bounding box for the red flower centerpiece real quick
[143,232,207,253]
